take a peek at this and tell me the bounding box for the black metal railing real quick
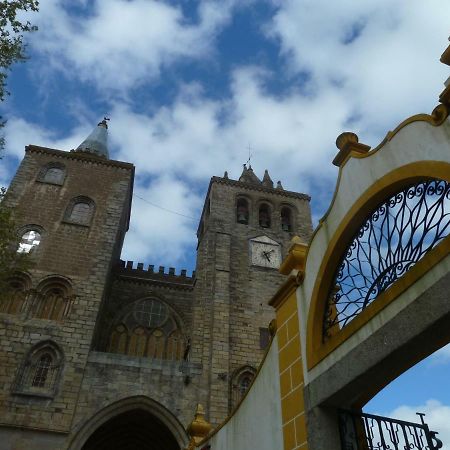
[339,409,443,450]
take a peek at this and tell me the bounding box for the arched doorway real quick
[82,408,180,450]
[68,396,188,450]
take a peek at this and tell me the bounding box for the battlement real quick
[115,260,196,286]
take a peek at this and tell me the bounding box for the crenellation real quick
[0,127,312,448]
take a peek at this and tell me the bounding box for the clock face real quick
[250,236,282,269]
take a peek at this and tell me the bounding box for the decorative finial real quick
[223,171,229,179]
[276,180,284,190]
[186,404,212,449]
[262,169,274,188]
[98,116,110,129]
[333,131,370,167]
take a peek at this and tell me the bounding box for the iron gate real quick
[339,410,443,450]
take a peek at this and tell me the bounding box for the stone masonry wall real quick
[0,147,133,449]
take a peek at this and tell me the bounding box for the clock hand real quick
[262,251,271,262]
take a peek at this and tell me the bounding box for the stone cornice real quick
[211,176,311,201]
[26,145,134,171]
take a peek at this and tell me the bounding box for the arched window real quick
[281,207,293,232]
[33,278,73,321]
[64,196,95,226]
[231,366,256,410]
[17,229,41,254]
[259,203,271,228]
[236,198,249,224]
[37,162,66,186]
[108,299,186,361]
[0,274,31,315]
[13,341,63,397]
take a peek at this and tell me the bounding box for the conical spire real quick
[262,169,274,188]
[75,118,109,159]
[239,164,261,185]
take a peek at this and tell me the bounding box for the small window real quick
[231,366,256,410]
[237,198,249,224]
[14,342,63,398]
[64,196,95,226]
[33,278,73,321]
[281,207,293,232]
[0,275,30,315]
[17,230,41,253]
[259,327,270,350]
[37,163,66,185]
[70,202,91,223]
[259,204,271,228]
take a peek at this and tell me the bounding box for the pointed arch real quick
[13,340,64,398]
[107,297,186,361]
[67,396,189,450]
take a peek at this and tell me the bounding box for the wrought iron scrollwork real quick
[324,179,450,337]
[338,409,443,450]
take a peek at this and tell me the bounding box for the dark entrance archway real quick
[82,408,180,450]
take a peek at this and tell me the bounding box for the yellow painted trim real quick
[279,242,309,276]
[315,104,449,234]
[269,275,299,309]
[306,161,450,370]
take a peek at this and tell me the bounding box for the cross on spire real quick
[245,143,253,167]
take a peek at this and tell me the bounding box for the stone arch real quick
[107,296,187,360]
[257,200,273,228]
[306,161,450,370]
[229,365,257,411]
[280,202,296,232]
[0,272,32,314]
[67,395,189,450]
[236,195,251,225]
[64,195,96,226]
[13,339,64,397]
[33,275,74,321]
[36,161,67,185]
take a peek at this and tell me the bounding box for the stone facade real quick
[0,137,312,449]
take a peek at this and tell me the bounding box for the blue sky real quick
[1,0,450,443]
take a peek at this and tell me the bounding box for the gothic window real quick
[17,229,41,253]
[281,207,293,232]
[231,366,256,410]
[64,196,95,226]
[37,162,66,186]
[33,278,73,321]
[0,274,30,315]
[108,299,186,361]
[13,342,63,397]
[236,198,249,224]
[259,203,271,228]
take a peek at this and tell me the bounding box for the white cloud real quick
[267,0,450,138]
[123,175,202,268]
[385,400,450,450]
[5,1,450,268]
[31,0,239,93]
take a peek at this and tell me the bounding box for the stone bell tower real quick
[191,165,312,424]
[0,120,134,448]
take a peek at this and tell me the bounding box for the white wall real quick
[204,337,283,450]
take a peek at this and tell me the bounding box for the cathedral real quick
[0,120,312,449]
